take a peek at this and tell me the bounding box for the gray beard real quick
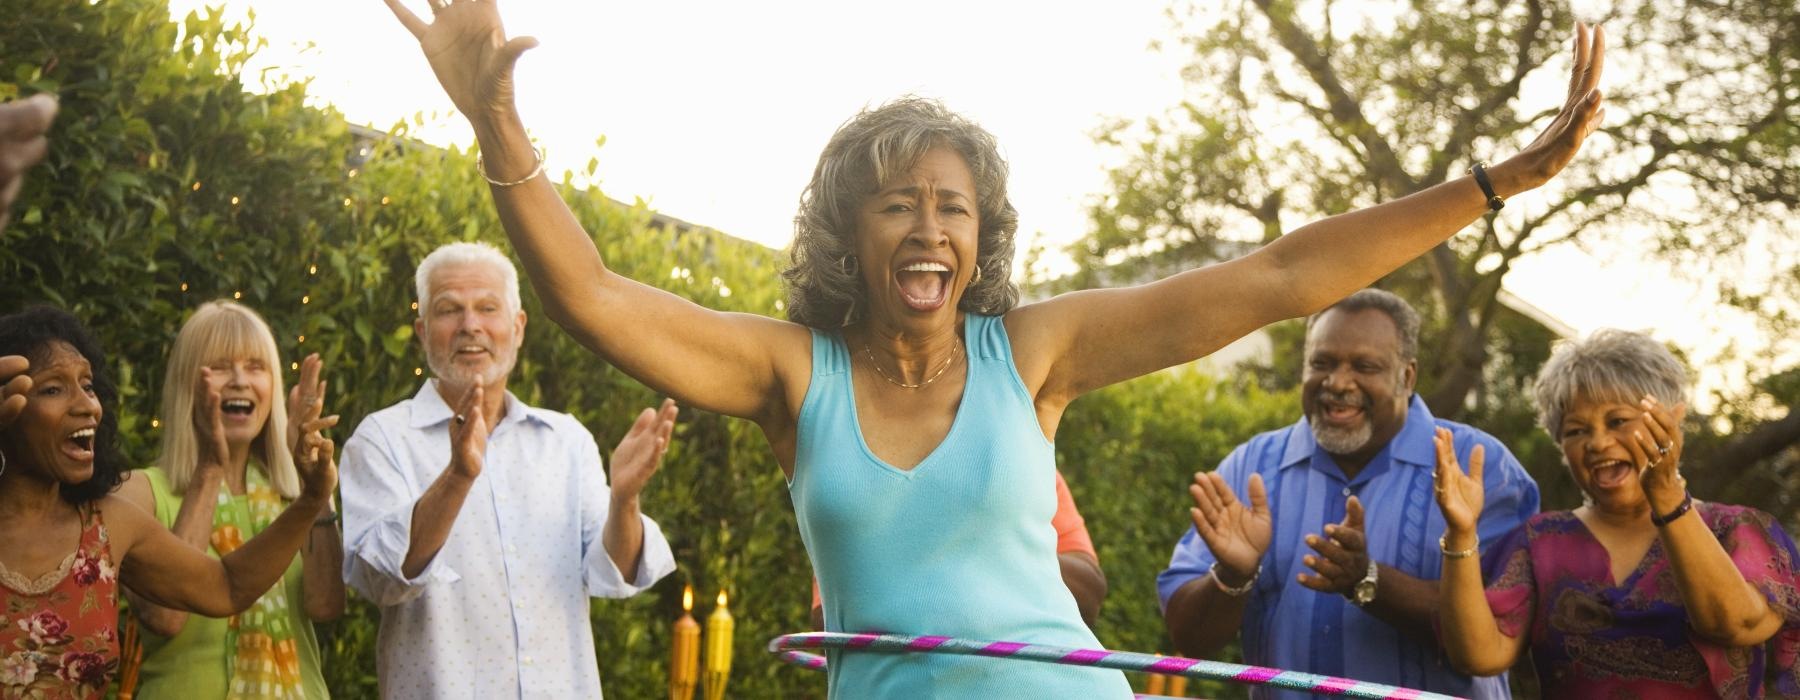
[1311,417,1373,455]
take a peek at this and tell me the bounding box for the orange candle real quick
[669,585,699,700]
[702,589,734,700]
[1167,675,1188,697]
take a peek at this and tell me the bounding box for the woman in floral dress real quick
[1433,329,1800,697]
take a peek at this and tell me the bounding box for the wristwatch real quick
[1349,559,1378,606]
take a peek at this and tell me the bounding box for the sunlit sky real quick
[166,0,1786,404]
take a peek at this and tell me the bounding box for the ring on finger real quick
[1657,442,1670,456]
[454,414,467,425]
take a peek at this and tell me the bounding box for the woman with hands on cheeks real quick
[1434,330,1800,698]
[0,306,335,700]
[381,0,1605,695]
[115,301,343,699]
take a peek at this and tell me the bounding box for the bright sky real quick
[169,0,1788,405]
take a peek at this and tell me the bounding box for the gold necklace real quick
[863,342,960,389]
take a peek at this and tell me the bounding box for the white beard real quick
[1311,416,1373,455]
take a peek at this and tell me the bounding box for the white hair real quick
[415,242,522,315]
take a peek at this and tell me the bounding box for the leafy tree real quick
[1072,0,1799,511]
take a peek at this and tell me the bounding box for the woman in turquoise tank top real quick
[383,5,1606,695]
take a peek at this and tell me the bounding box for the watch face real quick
[1353,580,1376,604]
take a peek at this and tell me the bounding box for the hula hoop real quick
[769,632,1465,700]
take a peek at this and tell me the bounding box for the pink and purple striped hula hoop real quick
[769,632,1463,700]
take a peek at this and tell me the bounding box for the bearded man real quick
[1157,288,1539,699]
[340,241,677,698]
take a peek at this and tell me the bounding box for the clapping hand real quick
[1628,395,1687,508]
[0,355,29,429]
[1188,471,1271,588]
[1433,427,1486,537]
[287,354,340,501]
[192,367,231,471]
[382,0,538,123]
[448,384,489,481]
[1297,496,1370,596]
[608,399,677,502]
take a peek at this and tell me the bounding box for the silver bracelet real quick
[1439,532,1479,559]
[1210,563,1261,596]
[477,146,547,187]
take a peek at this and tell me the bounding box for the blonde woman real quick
[118,301,343,699]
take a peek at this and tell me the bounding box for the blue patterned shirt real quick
[1158,395,1537,699]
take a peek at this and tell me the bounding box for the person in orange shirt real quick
[810,470,1106,630]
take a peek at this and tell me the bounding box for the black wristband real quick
[1469,162,1505,212]
[1650,492,1693,527]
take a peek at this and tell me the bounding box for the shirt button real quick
[522,656,533,665]
[1341,487,1351,497]
[506,544,517,554]
[513,599,523,609]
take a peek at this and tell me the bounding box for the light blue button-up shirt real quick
[342,381,676,699]
[1158,395,1537,700]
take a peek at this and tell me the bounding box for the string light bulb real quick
[414,367,423,376]
[233,291,242,299]
[180,282,188,292]
[302,295,310,305]
[230,196,240,206]
[291,362,299,371]
[343,197,352,207]
[381,196,391,205]
[191,181,201,191]
[151,419,160,429]
[309,265,317,275]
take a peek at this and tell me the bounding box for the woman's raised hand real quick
[1432,427,1486,536]
[382,0,539,124]
[193,367,231,470]
[0,355,29,428]
[286,353,340,500]
[1494,23,1607,193]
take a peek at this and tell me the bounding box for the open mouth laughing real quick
[894,260,952,312]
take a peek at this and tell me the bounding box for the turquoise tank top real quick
[791,313,1131,698]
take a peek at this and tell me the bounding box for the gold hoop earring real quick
[970,265,983,286]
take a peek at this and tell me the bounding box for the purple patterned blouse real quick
[1483,502,1800,698]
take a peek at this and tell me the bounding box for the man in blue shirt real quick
[1159,289,1538,699]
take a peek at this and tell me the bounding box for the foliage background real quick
[3,1,1794,698]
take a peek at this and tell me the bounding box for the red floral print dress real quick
[0,507,120,699]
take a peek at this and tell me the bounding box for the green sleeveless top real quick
[128,467,329,699]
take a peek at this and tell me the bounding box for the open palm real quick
[1189,472,1271,579]
[383,0,539,121]
[1432,427,1486,534]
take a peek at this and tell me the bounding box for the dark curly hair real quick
[0,306,126,505]
[783,96,1021,328]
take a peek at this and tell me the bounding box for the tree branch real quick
[1251,0,1417,195]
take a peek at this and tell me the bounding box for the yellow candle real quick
[1167,675,1188,697]
[669,585,699,700]
[702,589,734,700]
[1144,656,1167,694]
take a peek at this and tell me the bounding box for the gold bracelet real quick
[477,146,547,187]
[1439,533,1478,559]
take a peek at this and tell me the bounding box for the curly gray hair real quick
[783,97,1020,328]
[1532,329,1689,437]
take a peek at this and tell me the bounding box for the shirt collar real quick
[408,379,542,430]
[1278,393,1437,470]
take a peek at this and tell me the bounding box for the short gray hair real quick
[783,96,1020,328]
[415,241,521,316]
[1305,288,1421,362]
[1532,329,1689,437]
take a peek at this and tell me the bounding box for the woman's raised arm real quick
[1017,24,1605,404]
[380,0,807,424]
